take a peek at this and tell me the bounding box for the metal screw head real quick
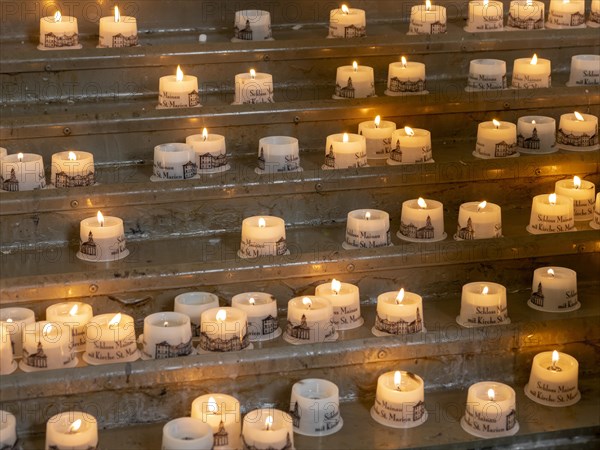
[70,200,79,208]
[346,263,355,272]
[503,102,510,109]
[45,64,52,71]
[263,55,271,62]
[63,127,71,136]
[534,168,542,176]
[89,284,99,293]
[315,183,323,192]
[293,116,300,124]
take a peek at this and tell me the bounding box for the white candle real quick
[285,296,336,344]
[239,215,287,258]
[234,69,274,104]
[0,147,6,159]
[457,282,509,327]
[527,193,576,234]
[191,393,242,450]
[358,116,396,160]
[231,292,280,341]
[329,4,366,38]
[344,209,391,249]
[233,10,272,41]
[547,0,585,28]
[592,192,600,229]
[199,307,250,352]
[289,378,342,436]
[0,307,35,357]
[456,201,502,240]
[529,266,579,312]
[78,211,128,262]
[0,410,17,448]
[1,153,46,191]
[153,143,196,180]
[374,289,424,335]
[39,11,79,49]
[0,324,16,374]
[158,66,200,109]
[315,279,363,330]
[511,54,551,89]
[517,116,556,153]
[324,132,367,169]
[525,350,580,407]
[141,312,193,359]
[567,55,600,86]
[334,62,375,99]
[465,0,504,32]
[557,112,599,149]
[50,151,95,188]
[389,127,433,164]
[408,1,447,35]
[475,119,518,158]
[467,59,507,90]
[555,176,596,220]
[507,0,545,30]
[386,57,427,95]
[84,313,138,364]
[242,409,294,449]
[186,129,228,173]
[398,197,445,242]
[99,6,138,48]
[162,417,213,450]
[20,322,75,371]
[45,412,98,450]
[257,136,301,173]
[46,302,93,352]
[589,0,600,26]
[174,292,219,337]
[371,371,427,428]
[461,382,519,437]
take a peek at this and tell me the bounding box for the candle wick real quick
[548,362,562,372]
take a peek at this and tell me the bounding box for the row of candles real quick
[36,1,600,52]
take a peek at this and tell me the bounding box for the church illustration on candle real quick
[388,77,425,93]
[197,152,227,171]
[556,127,598,147]
[80,231,97,256]
[242,431,293,450]
[375,308,423,335]
[286,314,311,340]
[335,77,356,98]
[110,33,138,48]
[23,342,48,368]
[149,337,193,359]
[493,140,518,157]
[315,408,341,433]
[55,170,95,188]
[240,237,287,258]
[517,128,541,150]
[289,402,301,428]
[198,330,250,352]
[399,216,435,240]
[457,217,475,240]
[429,21,446,34]
[213,421,229,446]
[1,168,19,192]
[507,13,544,30]
[43,32,79,48]
[529,282,545,307]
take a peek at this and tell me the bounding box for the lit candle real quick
[0,410,17,448]
[547,0,585,28]
[334,61,375,99]
[408,0,447,35]
[162,417,213,450]
[398,197,445,242]
[239,215,287,258]
[141,312,193,359]
[344,209,391,249]
[233,10,273,41]
[517,116,556,153]
[315,279,363,330]
[186,128,229,174]
[0,323,16,374]
[358,116,396,160]
[461,382,519,438]
[328,4,366,38]
[475,119,518,159]
[242,409,294,449]
[556,112,599,150]
[46,302,93,352]
[555,176,596,220]
[467,59,507,91]
[528,266,579,312]
[511,53,552,89]
[589,0,600,26]
[231,292,281,341]
[174,292,219,337]
[0,152,46,191]
[152,143,196,181]
[84,313,139,365]
[50,150,95,188]
[525,350,580,406]
[388,126,433,164]
[373,289,425,336]
[527,193,576,234]
[289,378,342,436]
[234,68,274,104]
[39,11,80,50]
[507,0,545,30]
[592,193,600,229]
[19,322,75,371]
[371,370,427,428]
[386,56,427,96]
[465,0,504,32]
[457,282,509,327]
[78,211,128,262]
[323,132,367,169]
[284,296,337,344]
[456,201,502,240]
[45,412,98,450]
[256,136,301,174]
[199,307,250,352]
[158,65,200,108]
[98,6,138,48]
[0,307,35,357]
[191,393,242,450]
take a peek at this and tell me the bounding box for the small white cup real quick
[289,378,343,436]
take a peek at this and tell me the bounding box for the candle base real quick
[386,158,435,166]
[463,26,504,33]
[96,44,141,49]
[526,225,578,235]
[336,316,364,331]
[505,25,545,31]
[156,104,202,110]
[396,231,447,243]
[137,335,197,360]
[465,86,511,93]
[590,220,600,230]
[557,143,600,152]
[283,331,339,345]
[586,20,600,28]
[37,44,82,51]
[371,326,427,337]
[453,233,503,241]
[406,31,446,36]
[231,37,275,43]
[255,166,303,175]
[293,416,343,437]
[524,383,581,407]
[82,349,140,366]
[237,249,290,259]
[196,342,254,354]
[384,89,429,97]
[460,416,519,438]
[77,248,129,263]
[341,241,393,250]
[473,150,520,160]
[545,21,586,29]
[197,164,231,175]
[517,145,558,155]
[322,164,370,171]
[370,406,428,429]
[455,315,511,328]
[19,356,78,372]
[0,360,18,375]
[527,298,581,313]
[249,327,282,342]
[332,94,377,100]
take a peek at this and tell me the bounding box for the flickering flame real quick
[265,416,273,431]
[6,318,13,323]
[341,4,350,14]
[574,111,584,121]
[374,115,381,128]
[97,211,105,227]
[42,323,53,337]
[492,119,501,129]
[69,304,78,316]
[417,197,427,209]
[365,211,371,220]
[68,419,82,434]
[530,54,538,65]
[548,193,557,205]
[405,126,415,137]
[114,6,120,22]
[488,388,495,401]
[163,321,169,327]
[18,152,23,162]
[547,268,555,277]
[526,0,532,5]
[216,309,227,321]
[302,297,312,309]
[249,297,256,305]
[68,151,77,161]
[532,119,536,125]
[552,350,559,365]
[250,69,256,79]
[343,133,349,143]
[395,288,405,304]
[331,279,341,295]
[563,0,570,4]
[483,0,489,6]
[477,201,487,212]
[394,370,402,390]
[426,0,432,11]
[108,313,122,328]
[401,56,407,68]
[481,286,489,295]
[573,176,581,189]
[207,397,218,413]
[258,217,266,228]
[202,128,208,141]
[353,61,358,72]
[176,65,184,82]
[54,11,62,22]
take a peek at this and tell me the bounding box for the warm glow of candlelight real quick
[488,388,495,401]
[207,397,218,413]
[573,176,581,189]
[481,286,489,295]
[483,0,489,5]
[374,115,381,128]
[574,111,584,121]
[492,119,501,129]
[202,128,208,141]
[108,313,122,328]
[216,309,227,322]
[477,201,487,212]
[395,288,405,304]
[417,197,427,209]
[258,217,266,228]
[6,318,13,323]
[42,323,53,337]
[302,297,312,309]
[563,0,570,4]
[249,297,256,305]
[552,350,559,365]
[526,0,532,6]
[163,321,169,327]
[69,304,78,316]
[17,152,23,162]
[548,193,557,205]
[114,6,120,22]
[343,133,349,143]
[532,119,536,125]
[68,419,82,434]
[394,370,402,390]
[547,268,555,277]
[341,4,350,14]
[176,65,184,82]
[250,69,256,79]
[426,0,432,11]
[97,211,105,227]
[530,54,538,65]
[265,416,273,431]
[331,279,341,295]
[352,61,358,72]
[365,211,371,220]
[401,56,407,68]
[404,126,415,137]
[68,151,77,161]
[54,11,62,22]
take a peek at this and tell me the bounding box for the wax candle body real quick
[153,143,197,180]
[242,409,294,449]
[386,61,426,94]
[39,15,79,48]
[398,199,445,241]
[528,194,575,234]
[555,178,595,220]
[162,417,213,450]
[507,0,545,29]
[46,302,93,352]
[525,351,580,406]
[468,59,507,90]
[99,14,138,47]
[289,379,342,436]
[334,65,375,98]
[0,307,35,357]
[239,215,287,258]
[568,55,600,86]
[547,0,585,27]
[0,147,6,159]
[466,0,504,31]
[475,121,518,158]
[371,371,427,428]
[257,136,300,172]
[389,128,433,163]
[315,281,362,330]
[78,214,128,262]
[461,382,518,437]
[328,7,366,38]
[158,74,200,108]
[234,10,272,40]
[191,393,242,450]
[517,116,556,153]
[458,282,509,326]
[199,307,250,351]
[592,193,600,228]
[234,72,274,104]
[557,113,599,148]
[285,296,336,343]
[374,291,424,335]
[358,120,396,159]
[231,292,280,341]
[186,133,228,172]
[512,56,551,88]
[174,292,219,337]
[85,313,138,364]
[1,153,46,191]
[529,266,578,311]
[409,4,447,34]
[0,324,15,374]
[142,312,193,359]
[324,133,367,169]
[50,151,95,188]
[45,412,98,450]
[21,322,74,370]
[0,410,17,448]
[345,209,391,248]
[456,202,502,239]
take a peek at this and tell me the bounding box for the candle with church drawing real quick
[162,417,213,450]
[98,6,138,48]
[234,69,274,104]
[334,61,375,99]
[456,201,502,240]
[152,143,196,180]
[525,350,580,407]
[329,4,366,38]
[465,0,504,32]
[527,193,575,234]
[20,322,75,371]
[511,54,551,89]
[475,119,518,159]
[191,394,242,450]
[284,296,337,344]
[158,66,200,108]
[198,307,250,352]
[256,136,301,174]
[50,151,95,187]
[461,382,519,438]
[233,10,272,41]
[517,116,556,153]
[358,116,396,161]
[323,132,367,169]
[408,0,447,35]
[232,292,281,341]
[457,282,509,327]
[371,370,427,428]
[315,279,363,330]
[397,197,445,242]
[567,55,600,86]
[84,313,139,365]
[141,312,193,359]
[186,128,229,174]
[1,152,46,192]
[239,215,288,258]
[555,176,596,220]
[388,126,433,165]
[45,412,98,450]
[38,11,80,50]
[528,267,579,312]
[77,211,129,262]
[0,307,35,358]
[556,112,599,150]
[45,302,93,352]
[385,57,427,95]
[507,0,545,30]
[344,209,391,249]
[242,409,294,449]
[373,289,425,336]
[589,0,600,26]
[547,0,585,28]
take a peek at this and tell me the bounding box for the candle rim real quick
[175,291,219,306]
[46,302,92,318]
[535,350,578,369]
[289,296,330,310]
[381,370,424,391]
[292,377,339,400]
[232,292,276,306]
[405,198,442,210]
[379,290,422,304]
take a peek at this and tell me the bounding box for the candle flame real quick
[207,397,218,413]
[176,65,184,82]
[352,61,358,72]
[42,323,53,337]
[401,56,407,68]
[18,152,23,162]
[265,416,273,431]
[532,119,536,125]
[492,119,501,129]
[483,0,489,6]
[343,133,349,143]
[202,128,208,141]
[426,0,432,11]
[394,370,402,389]
[97,211,105,227]
[216,309,227,321]
[552,350,559,365]
[417,197,427,209]
[526,0,532,5]
[488,388,495,401]
[331,279,341,294]
[68,151,77,161]
[69,304,78,316]
[404,126,415,137]
[481,286,489,295]
[574,111,584,121]
[54,11,62,22]
[396,288,405,304]
[548,193,557,205]
[68,419,82,434]
[6,318,13,323]
[563,0,570,3]
[302,297,312,309]
[163,321,169,327]
[374,115,381,128]
[108,313,122,327]
[547,268,555,277]
[341,4,350,14]
[365,211,371,220]
[250,69,256,79]
[477,201,487,212]
[573,176,581,189]
[114,6,120,22]
[258,217,266,228]
[530,54,538,65]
